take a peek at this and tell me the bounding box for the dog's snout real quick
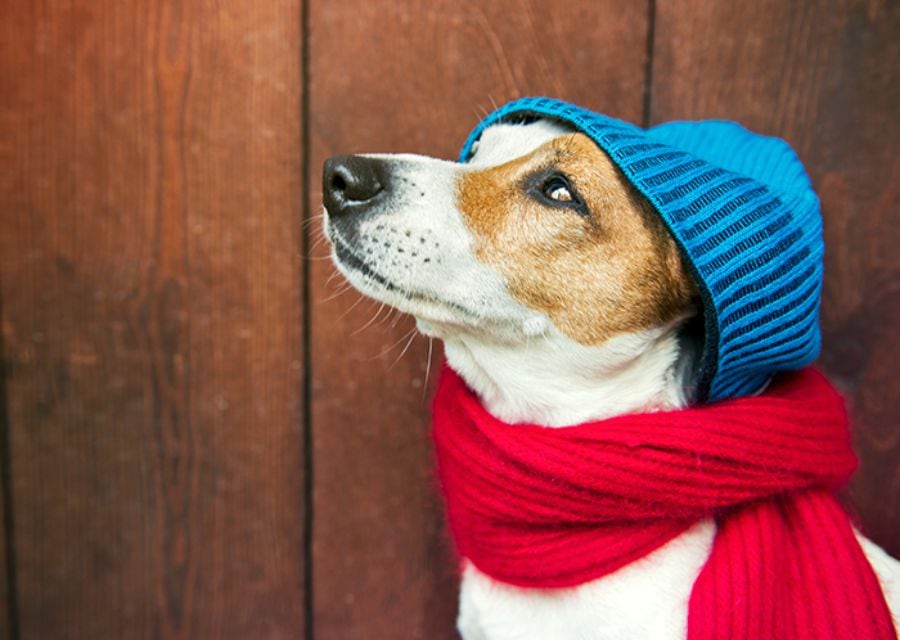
[323,155,387,215]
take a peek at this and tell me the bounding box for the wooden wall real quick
[1,0,897,638]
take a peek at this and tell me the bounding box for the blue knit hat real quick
[460,97,823,403]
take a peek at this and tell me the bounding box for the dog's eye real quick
[525,170,588,216]
[542,176,574,202]
[533,173,588,216]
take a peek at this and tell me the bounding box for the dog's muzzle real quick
[322,155,390,217]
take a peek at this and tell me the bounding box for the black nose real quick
[323,155,387,215]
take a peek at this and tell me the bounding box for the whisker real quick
[372,326,418,361]
[326,268,345,285]
[373,305,397,329]
[390,309,406,329]
[321,281,354,303]
[309,234,331,253]
[423,336,435,398]
[302,213,327,230]
[389,330,420,370]
[352,301,387,336]
[338,293,368,320]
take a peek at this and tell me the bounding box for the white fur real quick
[458,521,716,640]
[431,323,689,427]
[324,120,900,638]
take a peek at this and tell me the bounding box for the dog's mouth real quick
[329,231,479,321]
[331,233,402,294]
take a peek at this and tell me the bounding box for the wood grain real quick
[0,1,306,637]
[307,1,649,638]
[651,0,900,557]
[0,308,9,638]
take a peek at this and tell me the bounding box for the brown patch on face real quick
[456,133,697,344]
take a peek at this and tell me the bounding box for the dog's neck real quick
[437,325,693,427]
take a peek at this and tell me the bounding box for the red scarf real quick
[432,366,896,639]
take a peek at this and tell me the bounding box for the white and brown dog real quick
[321,117,899,639]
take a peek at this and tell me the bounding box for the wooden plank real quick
[651,0,900,556]
[0,1,306,637]
[0,321,10,639]
[307,1,649,637]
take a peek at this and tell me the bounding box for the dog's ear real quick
[632,191,699,319]
[665,238,700,303]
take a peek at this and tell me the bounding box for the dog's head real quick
[322,120,697,350]
[323,99,825,404]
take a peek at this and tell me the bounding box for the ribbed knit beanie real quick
[460,97,824,403]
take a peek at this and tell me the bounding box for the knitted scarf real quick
[432,366,896,639]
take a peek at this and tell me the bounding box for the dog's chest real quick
[456,519,717,640]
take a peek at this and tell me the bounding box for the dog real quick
[321,105,900,639]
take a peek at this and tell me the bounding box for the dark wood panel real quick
[0,324,9,639]
[307,1,650,638]
[651,0,900,556]
[0,1,305,637]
